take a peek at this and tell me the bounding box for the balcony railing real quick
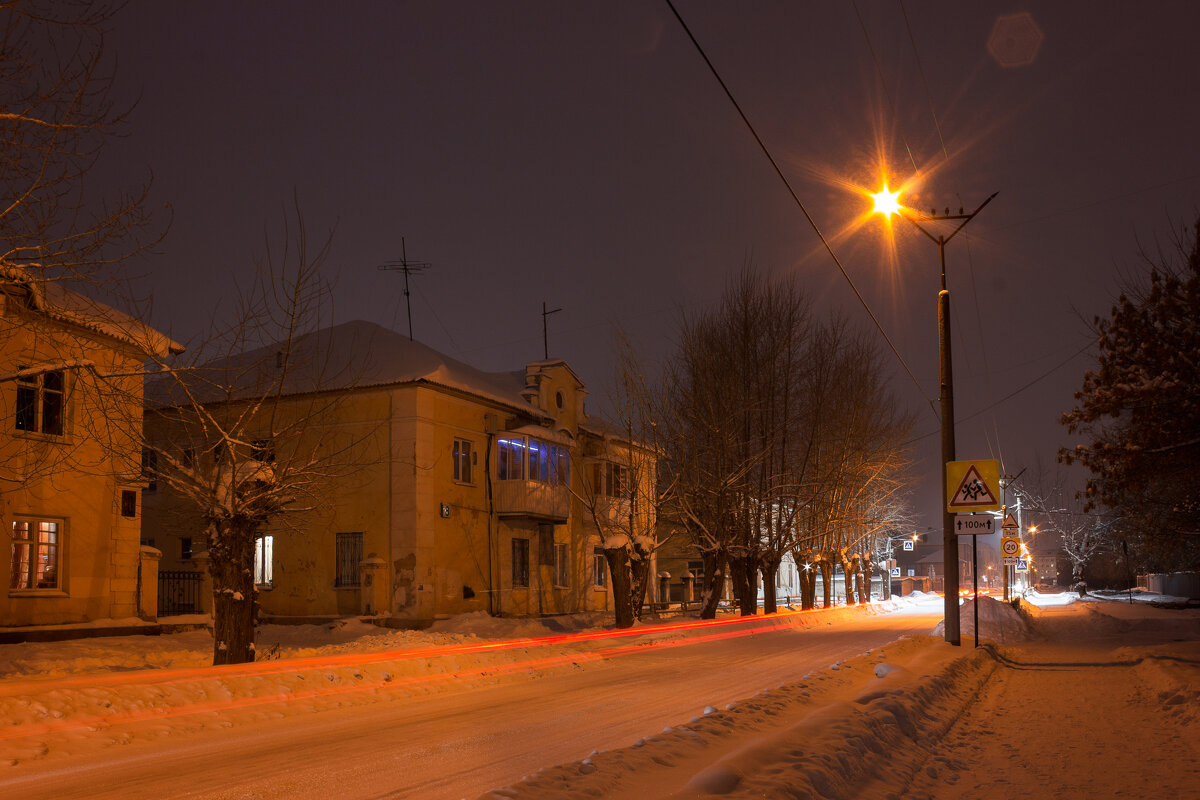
[493,479,570,523]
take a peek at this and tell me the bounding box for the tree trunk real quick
[699,549,725,620]
[856,565,869,604]
[629,548,652,621]
[604,548,634,628]
[800,563,817,610]
[841,557,857,606]
[208,519,258,665]
[729,554,757,616]
[760,555,781,614]
[820,559,833,608]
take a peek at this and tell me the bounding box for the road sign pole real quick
[973,534,979,649]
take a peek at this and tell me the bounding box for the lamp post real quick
[872,188,997,646]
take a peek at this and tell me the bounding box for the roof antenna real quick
[542,301,562,359]
[377,237,431,340]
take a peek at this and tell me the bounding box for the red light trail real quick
[0,605,867,745]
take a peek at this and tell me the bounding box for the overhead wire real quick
[899,0,949,162]
[851,0,918,172]
[663,0,936,419]
[902,339,1093,446]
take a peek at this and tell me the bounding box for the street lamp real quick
[872,186,998,646]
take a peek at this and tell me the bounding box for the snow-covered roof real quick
[148,320,551,419]
[0,265,184,358]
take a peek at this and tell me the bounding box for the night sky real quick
[96,1,1200,529]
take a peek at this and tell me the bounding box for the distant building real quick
[1,267,181,627]
[143,321,655,624]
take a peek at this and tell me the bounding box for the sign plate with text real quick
[954,514,996,535]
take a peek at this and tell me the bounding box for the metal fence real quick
[158,570,204,616]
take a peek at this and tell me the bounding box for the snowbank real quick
[930,595,1034,644]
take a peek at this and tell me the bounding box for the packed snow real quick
[0,590,1196,799]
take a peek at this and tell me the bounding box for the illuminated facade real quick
[0,267,181,627]
[143,321,653,623]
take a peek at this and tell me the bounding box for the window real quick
[254,535,274,587]
[120,490,137,518]
[10,518,61,590]
[180,537,193,560]
[498,437,569,485]
[550,446,570,487]
[15,368,64,435]
[554,543,570,587]
[497,437,525,480]
[591,461,628,498]
[142,447,158,492]
[511,537,530,588]
[335,532,363,587]
[452,438,473,483]
[593,547,608,588]
[529,439,549,482]
[251,439,274,463]
[180,447,195,470]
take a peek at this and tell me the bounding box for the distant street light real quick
[871,186,998,646]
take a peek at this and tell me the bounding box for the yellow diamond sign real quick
[945,460,1001,513]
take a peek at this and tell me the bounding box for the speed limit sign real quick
[1001,537,1020,557]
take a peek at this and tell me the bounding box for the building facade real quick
[144,321,655,624]
[1,267,181,627]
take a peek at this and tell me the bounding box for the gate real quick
[158,570,204,615]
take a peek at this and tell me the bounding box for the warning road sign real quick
[1002,512,1019,531]
[946,460,1001,513]
[1001,536,1021,557]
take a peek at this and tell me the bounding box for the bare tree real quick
[572,332,669,628]
[143,207,369,665]
[1017,466,1116,594]
[1,1,161,287]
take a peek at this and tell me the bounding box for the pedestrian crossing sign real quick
[946,460,1001,513]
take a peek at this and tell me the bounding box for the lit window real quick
[335,532,363,587]
[10,518,61,590]
[511,538,530,587]
[254,535,274,586]
[452,438,473,483]
[15,369,65,435]
[592,546,607,588]
[497,437,525,480]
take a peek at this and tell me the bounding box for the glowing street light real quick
[870,181,998,646]
[872,185,902,217]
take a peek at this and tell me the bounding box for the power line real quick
[902,340,1093,446]
[852,0,918,172]
[664,0,936,419]
[899,0,950,162]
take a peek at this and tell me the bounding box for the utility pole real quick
[541,301,562,360]
[899,194,998,646]
[377,237,432,340]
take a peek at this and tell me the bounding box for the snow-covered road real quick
[1,599,943,799]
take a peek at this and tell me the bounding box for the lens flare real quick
[871,185,902,216]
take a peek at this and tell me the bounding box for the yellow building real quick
[144,320,657,624]
[0,267,182,627]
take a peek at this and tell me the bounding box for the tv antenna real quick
[377,237,431,340]
[542,301,562,360]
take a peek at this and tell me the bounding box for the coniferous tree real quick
[1061,216,1200,571]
